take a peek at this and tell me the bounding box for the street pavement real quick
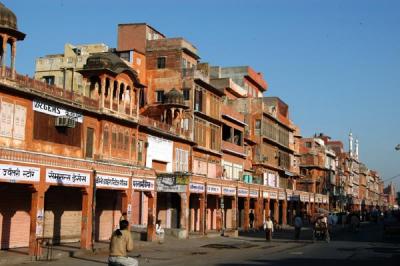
[7,222,400,266]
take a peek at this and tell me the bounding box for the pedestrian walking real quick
[108,220,138,266]
[294,214,303,240]
[264,216,274,241]
[249,210,255,229]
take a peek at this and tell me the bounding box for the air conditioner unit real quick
[55,116,76,128]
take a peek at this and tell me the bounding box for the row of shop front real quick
[0,160,330,255]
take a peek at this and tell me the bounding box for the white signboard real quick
[250,190,258,198]
[0,164,40,183]
[132,178,155,191]
[189,183,205,193]
[278,192,286,200]
[269,191,278,199]
[33,100,83,123]
[46,168,90,186]
[300,194,309,202]
[96,174,129,189]
[222,187,236,196]
[263,191,269,199]
[310,196,315,202]
[238,188,249,197]
[207,185,221,195]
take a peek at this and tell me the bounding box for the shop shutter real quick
[0,184,31,249]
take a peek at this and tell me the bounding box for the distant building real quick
[34,43,109,92]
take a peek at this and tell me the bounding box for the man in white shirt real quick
[264,216,274,241]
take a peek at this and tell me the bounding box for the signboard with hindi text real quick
[0,164,40,183]
[222,187,236,196]
[238,188,249,197]
[189,183,205,193]
[250,190,258,198]
[207,185,221,195]
[46,168,90,186]
[96,174,129,189]
[132,178,155,191]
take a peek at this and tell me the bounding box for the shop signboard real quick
[96,174,129,189]
[156,176,186,193]
[132,178,155,191]
[222,186,236,196]
[300,194,309,202]
[0,164,40,183]
[46,168,90,186]
[278,191,286,200]
[269,191,278,199]
[249,190,258,198]
[238,188,249,197]
[33,99,83,123]
[207,185,221,195]
[189,183,205,193]
[263,191,269,199]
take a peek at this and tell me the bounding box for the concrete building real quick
[34,43,109,93]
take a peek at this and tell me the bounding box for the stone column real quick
[100,77,106,109]
[1,34,7,76]
[180,192,190,238]
[199,193,205,235]
[81,187,93,250]
[110,79,114,110]
[216,196,221,231]
[130,84,134,117]
[232,195,237,229]
[244,197,250,231]
[28,183,48,257]
[264,198,270,221]
[273,200,279,224]
[146,192,157,241]
[282,200,287,225]
[10,38,16,79]
[116,82,121,112]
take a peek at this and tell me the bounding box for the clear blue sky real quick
[5,0,400,190]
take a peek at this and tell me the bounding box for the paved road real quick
[13,222,400,266]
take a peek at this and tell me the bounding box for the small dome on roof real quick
[0,2,17,30]
[164,88,185,105]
